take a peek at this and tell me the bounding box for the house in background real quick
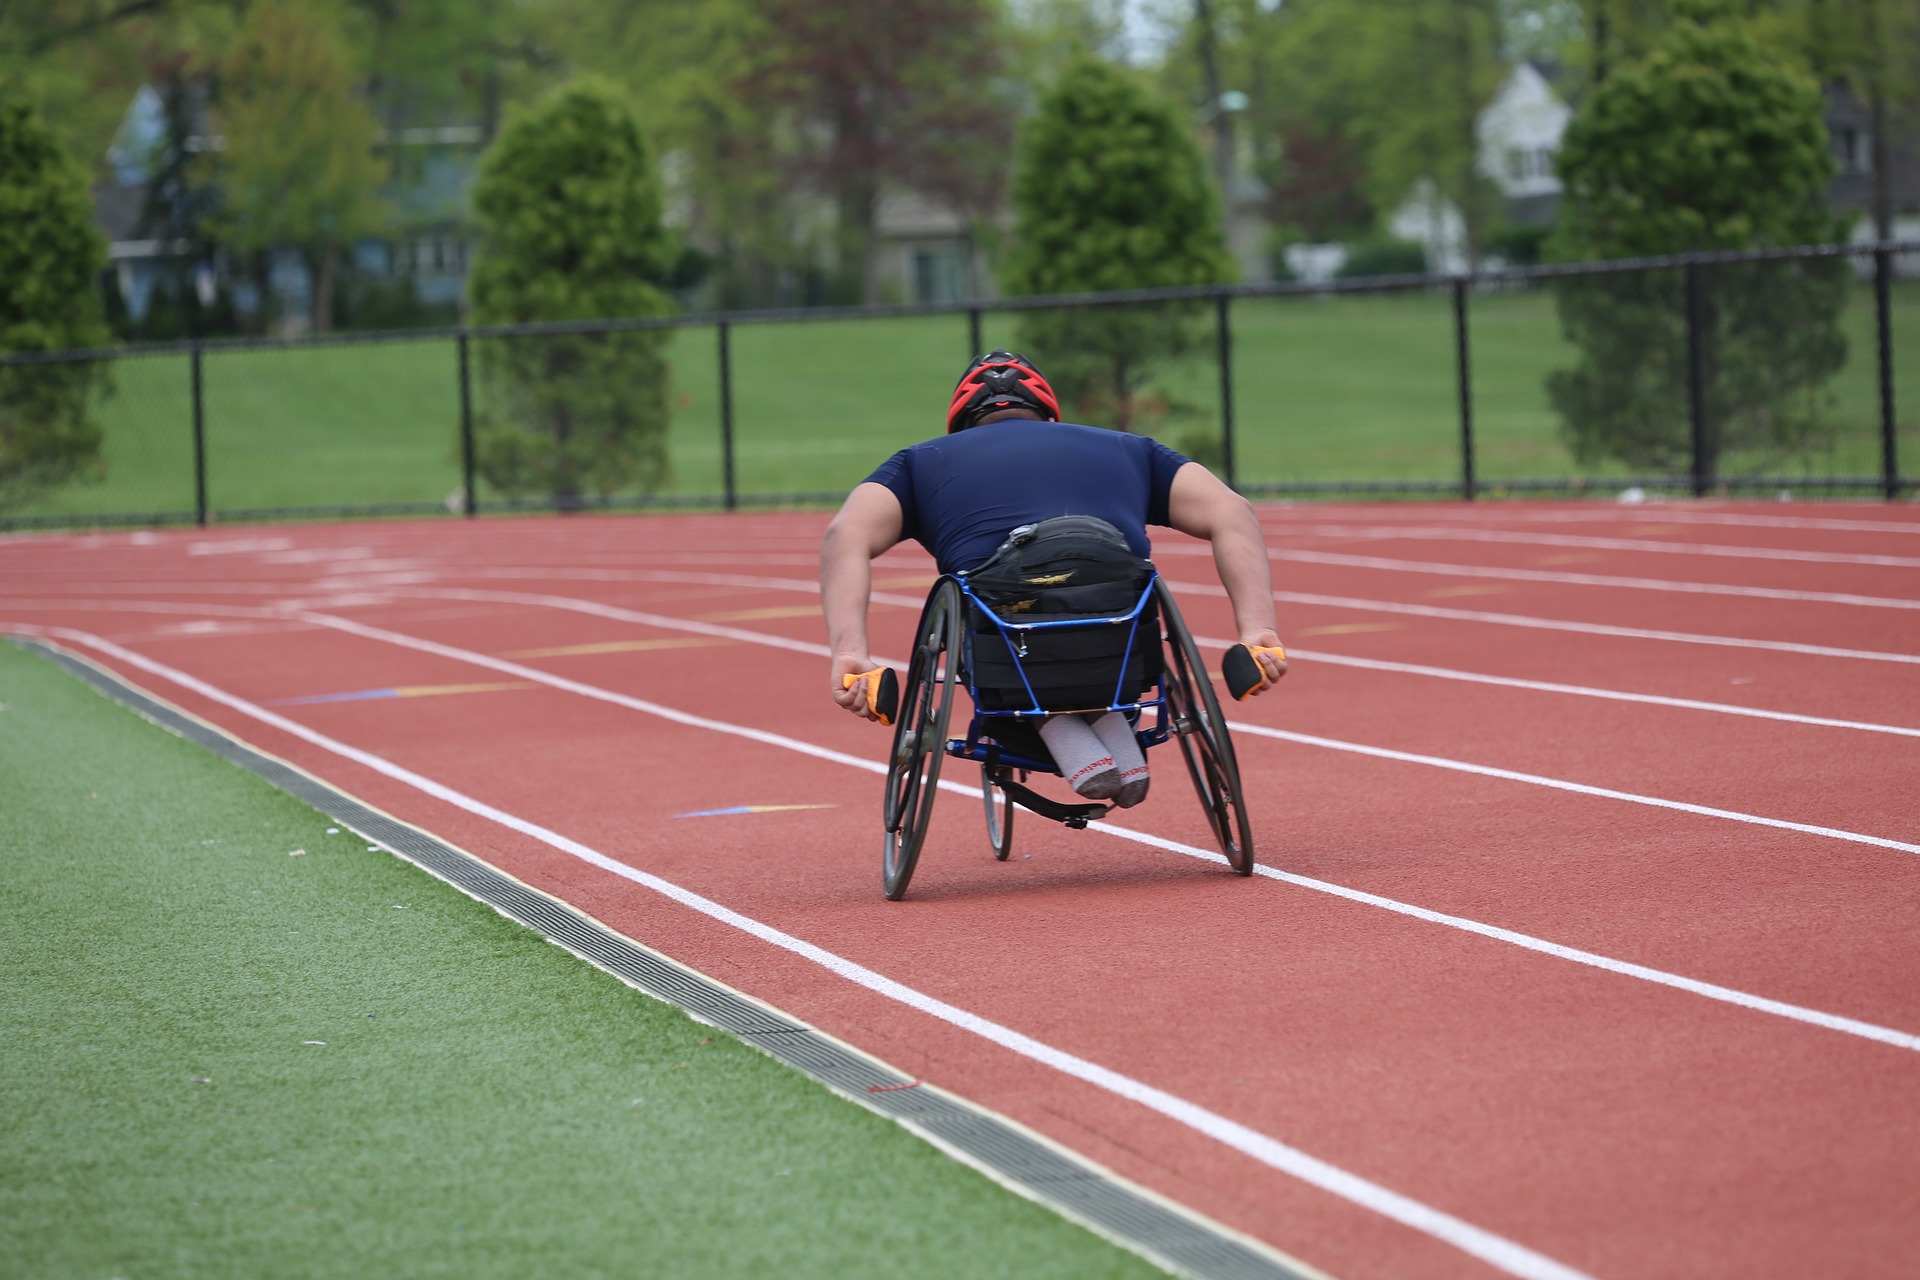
[1387,61,1571,275]
[93,85,482,335]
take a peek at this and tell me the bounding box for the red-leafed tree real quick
[743,0,1016,303]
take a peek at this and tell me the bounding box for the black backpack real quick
[963,516,1161,711]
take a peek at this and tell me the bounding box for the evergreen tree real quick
[1002,56,1232,432]
[0,89,109,512]
[468,77,677,506]
[1546,0,1848,477]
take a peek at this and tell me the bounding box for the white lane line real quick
[1269,525,1920,568]
[405,583,1920,738]
[437,583,1920,739]
[1161,545,1920,611]
[337,600,1917,857]
[1239,586,1920,666]
[1230,722,1920,856]
[1242,647,1920,740]
[28,625,1595,1280]
[454,563,1920,665]
[18,613,1920,1058]
[11,583,1919,739]
[1255,510,1920,536]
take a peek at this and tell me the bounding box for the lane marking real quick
[269,681,534,706]
[17,637,1320,1280]
[674,804,837,818]
[9,588,1917,739]
[289,609,1918,860]
[24,625,1596,1280]
[1253,510,1920,536]
[1275,524,1920,569]
[1229,721,1920,855]
[453,563,1920,665]
[500,637,715,658]
[410,585,1920,737]
[33,610,1918,1062]
[1254,548,1920,611]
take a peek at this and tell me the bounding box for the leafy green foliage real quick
[1002,56,1232,431]
[469,78,677,503]
[1547,2,1849,475]
[0,88,108,511]
[215,1,388,333]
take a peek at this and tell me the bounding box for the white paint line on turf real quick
[27,625,1593,1280]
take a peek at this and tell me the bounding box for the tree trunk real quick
[1195,0,1235,230]
[310,242,339,334]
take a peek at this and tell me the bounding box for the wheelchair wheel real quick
[982,765,1015,860]
[882,577,964,900]
[1154,579,1255,875]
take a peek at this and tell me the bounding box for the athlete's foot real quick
[1072,766,1123,800]
[1114,768,1149,808]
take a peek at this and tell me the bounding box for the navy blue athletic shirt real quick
[863,420,1190,575]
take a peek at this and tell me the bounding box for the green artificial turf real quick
[10,278,1916,523]
[0,640,1167,1280]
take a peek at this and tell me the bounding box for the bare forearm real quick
[1210,503,1278,642]
[820,526,875,660]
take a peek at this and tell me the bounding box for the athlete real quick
[821,350,1287,804]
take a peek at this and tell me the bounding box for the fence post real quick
[1684,261,1710,497]
[190,342,208,526]
[1215,292,1237,490]
[718,319,737,511]
[457,329,477,517]
[1876,247,1899,500]
[1453,276,1475,501]
[968,306,982,359]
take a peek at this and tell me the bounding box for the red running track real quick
[5,500,1919,1280]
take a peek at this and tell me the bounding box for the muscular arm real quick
[820,482,905,717]
[1166,462,1288,687]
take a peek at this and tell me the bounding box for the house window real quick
[913,246,964,304]
[1833,127,1872,174]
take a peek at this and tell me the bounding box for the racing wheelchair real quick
[853,518,1275,900]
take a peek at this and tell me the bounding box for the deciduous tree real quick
[214,0,388,333]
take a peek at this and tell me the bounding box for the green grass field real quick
[10,279,1917,523]
[0,640,1166,1279]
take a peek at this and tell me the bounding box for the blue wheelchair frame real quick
[945,570,1171,775]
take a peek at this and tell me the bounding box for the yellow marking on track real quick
[694,605,830,623]
[394,682,534,698]
[501,638,719,658]
[1422,584,1512,599]
[1297,622,1404,637]
[1533,553,1606,566]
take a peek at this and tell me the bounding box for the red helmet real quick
[946,350,1061,433]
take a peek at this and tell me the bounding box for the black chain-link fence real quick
[2,240,1914,532]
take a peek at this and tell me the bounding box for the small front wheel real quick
[983,765,1015,860]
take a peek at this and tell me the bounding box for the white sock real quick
[1038,714,1121,799]
[1091,712,1149,808]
